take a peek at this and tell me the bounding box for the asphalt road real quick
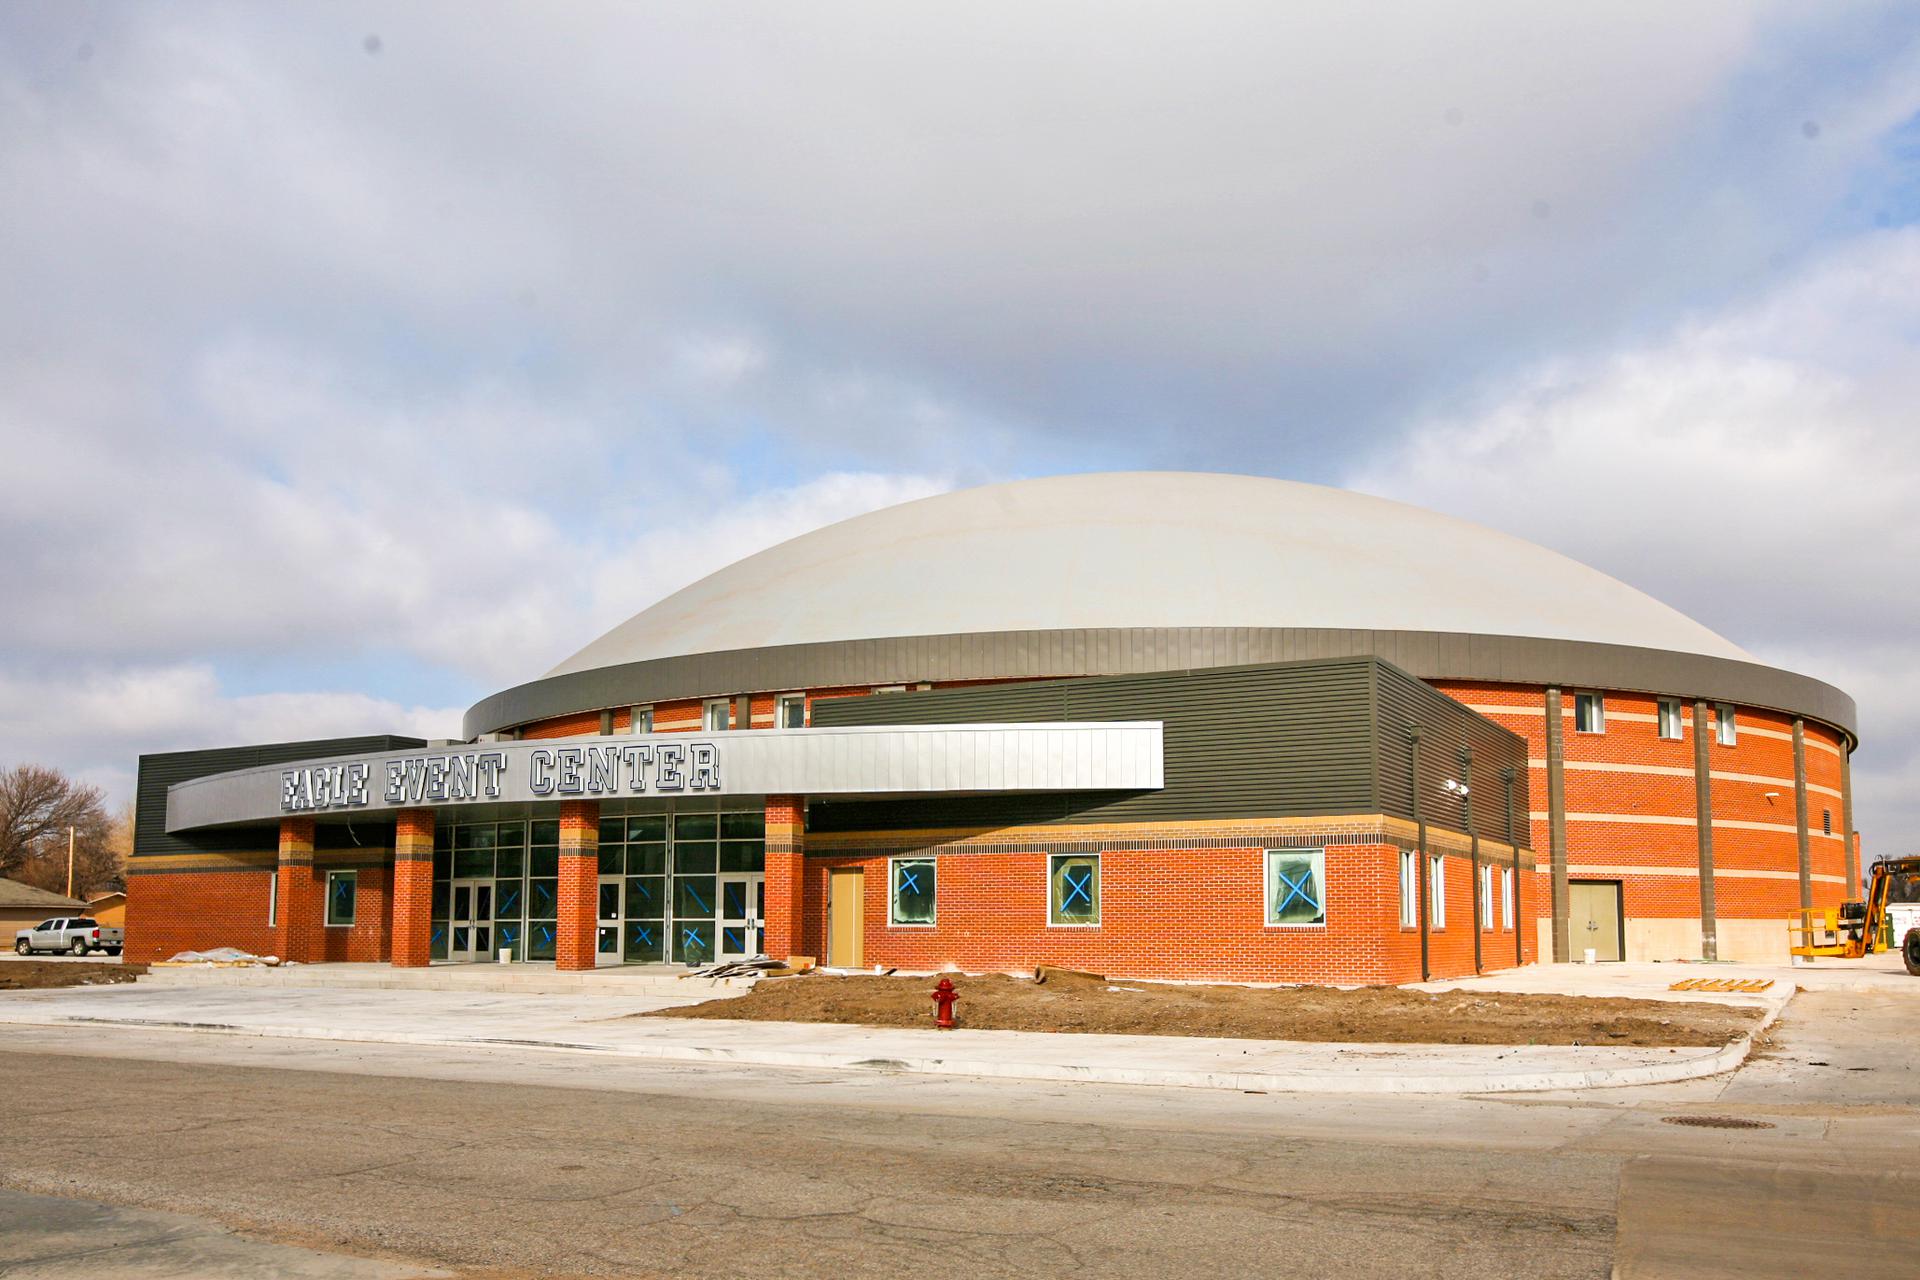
[0,989,1913,1279]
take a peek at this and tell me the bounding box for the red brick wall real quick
[1431,681,1853,934]
[790,836,1523,985]
[763,796,805,960]
[123,864,277,963]
[555,800,599,971]
[391,808,435,968]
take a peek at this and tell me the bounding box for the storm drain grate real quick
[1660,1115,1775,1130]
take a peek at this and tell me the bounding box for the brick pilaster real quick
[390,808,436,967]
[274,817,321,964]
[763,795,806,961]
[555,800,599,971]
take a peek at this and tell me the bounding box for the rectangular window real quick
[1657,698,1684,740]
[1399,851,1417,928]
[1049,854,1100,926]
[267,873,277,927]
[1823,808,1832,836]
[1574,692,1605,734]
[702,698,731,732]
[1429,855,1446,928]
[1502,867,1515,929]
[1716,704,1737,746]
[776,694,807,729]
[325,870,357,927]
[631,706,653,734]
[1265,848,1326,926]
[1479,863,1494,929]
[889,857,936,925]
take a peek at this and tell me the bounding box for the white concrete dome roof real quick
[549,472,1753,677]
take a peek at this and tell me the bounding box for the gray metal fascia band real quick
[461,627,1858,744]
[166,722,1165,833]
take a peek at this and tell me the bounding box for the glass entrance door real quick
[450,878,493,962]
[596,876,623,967]
[718,874,764,961]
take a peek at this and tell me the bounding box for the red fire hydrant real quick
[931,976,959,1029]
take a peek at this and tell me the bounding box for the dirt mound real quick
[0,961,146,990]
[649,972,1759,1047]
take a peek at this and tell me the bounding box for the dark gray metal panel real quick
[464,627,1857,744]
[135,736,425,860]
[808,656,1529,835]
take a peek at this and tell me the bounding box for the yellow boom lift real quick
[1789,855,1920,974]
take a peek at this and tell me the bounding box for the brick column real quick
[555,801,599,972]
[763,795,806,961]
[390,808,436,967]
[274,817,321,964]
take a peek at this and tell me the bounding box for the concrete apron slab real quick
[0,985,1779,1095]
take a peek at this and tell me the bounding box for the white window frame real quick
[1573,692,1605,735]
[1263,848,1327,928]
[1047,853,1101,928]
[630,705,653,734]
[1501,867,1515,929]
[702,697,731,732]
[887,856,937,927]
[1399,850,1418,928]
[1479,862,1494,929]
[1716,704,1737,747]
[1657,698,1683,741]
[324,870,357,928]
[775,693,807,729]
[267,872,278,927]
[1429,854,1446,928]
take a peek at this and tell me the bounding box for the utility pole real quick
[66,826,75,898]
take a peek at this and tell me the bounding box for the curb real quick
[0,1004,1777,1095]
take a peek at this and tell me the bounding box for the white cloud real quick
[1349,228,1920,851]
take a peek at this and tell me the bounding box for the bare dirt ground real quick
[648,969,1760,1047]
[0,960,145,990]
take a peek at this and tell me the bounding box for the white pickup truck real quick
[13,917,124,957]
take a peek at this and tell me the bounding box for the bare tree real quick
[0,765,114,893]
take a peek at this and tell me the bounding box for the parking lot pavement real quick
[0,1186,445,1279]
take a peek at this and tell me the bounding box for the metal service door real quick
[718,874,764,961]
[596,876,623,967]
[828,868,864,969]
[450,879,493,962]
[1570,880,1624,962]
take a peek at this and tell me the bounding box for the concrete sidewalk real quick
[1409,951,1910,1005]
[0,982,1768,1095]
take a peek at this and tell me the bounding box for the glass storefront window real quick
[428,809,765,967]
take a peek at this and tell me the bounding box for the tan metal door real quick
[1570,880,1624,962]
[828,868,864,969]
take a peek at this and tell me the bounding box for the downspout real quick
[1692,699,1717,961]
[1463,745,1480,976]
[1544,685,1570,963]
[1410,726,1429,983]
[1504,766,1521,967]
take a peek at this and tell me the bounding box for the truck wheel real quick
[69,938,89,957]
[1904,930,1920,977]
[12,939,27,956]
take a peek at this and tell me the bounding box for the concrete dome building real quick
[129,473,1859,980]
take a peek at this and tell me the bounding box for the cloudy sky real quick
[3,2,1918,850]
